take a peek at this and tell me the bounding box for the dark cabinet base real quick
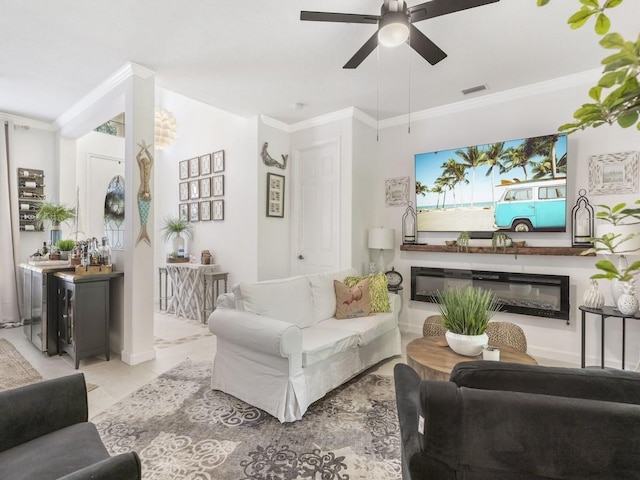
[55,272,122,369]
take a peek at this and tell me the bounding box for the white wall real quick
[376,76,640,368]
[155,88,259,288]
[10,125,57,261]
[257,120,291,280]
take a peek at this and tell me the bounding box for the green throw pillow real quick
[344,273,391,313]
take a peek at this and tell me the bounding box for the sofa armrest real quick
[58,452,142,480]
[0,373,88,453]
[450,361,640,405]
[209,308,302,357]
[394,364,423,479]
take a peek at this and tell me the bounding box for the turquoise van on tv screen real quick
[414,133,567,233]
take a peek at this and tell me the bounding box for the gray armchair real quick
[0,373,141,480]
[395,361,640,480]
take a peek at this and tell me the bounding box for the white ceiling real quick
[1,0,637,126]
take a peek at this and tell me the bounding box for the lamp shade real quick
[155,108,177,150]
[368,228,395,250]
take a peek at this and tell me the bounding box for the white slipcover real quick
[208,269,401,422]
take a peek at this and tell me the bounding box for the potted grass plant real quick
[436,285,502,356]
[35,201,76,247]
[56,239,76,260]
[161,216,193,260]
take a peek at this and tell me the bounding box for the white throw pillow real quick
[308,268,358,322]
[237,276,316,328]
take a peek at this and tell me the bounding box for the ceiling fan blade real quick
[409,0,499,23]
[409,24,447,65]
[343,32,379,69]
[300,11,379,24]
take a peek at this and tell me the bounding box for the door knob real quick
[298,255,304,260]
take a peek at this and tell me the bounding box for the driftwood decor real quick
[261,142,288,170]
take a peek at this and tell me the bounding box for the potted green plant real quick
[35,201,76,247]
[435,285,501,356]
[56,239,76,260]
[161,216,193,259]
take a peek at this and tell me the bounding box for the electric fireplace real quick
[411,266,570,323]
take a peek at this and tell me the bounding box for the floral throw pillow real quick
[344,274,391,313]
[334,278,371,319]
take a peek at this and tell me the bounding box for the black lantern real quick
[572,189,594,247]
[402,201,417,244]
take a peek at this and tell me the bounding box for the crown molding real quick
[54,62,155,131]
[0,112,57,131]
[379,68,602,129]
[263,107,377,133]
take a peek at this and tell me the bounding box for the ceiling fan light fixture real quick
[378,11,409,48]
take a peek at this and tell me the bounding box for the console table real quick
[165,264,227,323]
[579,305,640,370]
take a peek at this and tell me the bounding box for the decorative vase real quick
[172,234,185,258]
[583,279,605,310]
[616,280,639,316]
[50,221,62,248]
[445,331,488,356]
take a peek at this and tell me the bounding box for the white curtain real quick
[0,121,21,326]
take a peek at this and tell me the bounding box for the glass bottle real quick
[88,238,100,265]
[100,237,111,266]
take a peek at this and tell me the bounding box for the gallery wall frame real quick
[200,200,212,221]
[213,175,224,197]
[189,180,200,200]
[179,203,188,222]
[200,154,212,176]
[213,150,225,173]
[266,172,285,218]
[200,177,211,198]
[588,151,639,195]
[189,202,200,222]
[189,157,200,178]
[179,182,189,201]
[179,160,189,180]
[213,199,224,221]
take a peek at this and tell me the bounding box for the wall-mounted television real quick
[414,133,567,233]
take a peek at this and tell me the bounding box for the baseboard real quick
[120,348,156,365]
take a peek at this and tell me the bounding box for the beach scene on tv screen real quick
[415,134,567,233]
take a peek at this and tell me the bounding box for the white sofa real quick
[207,268,402,422]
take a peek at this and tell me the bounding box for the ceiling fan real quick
[301,0,500,69]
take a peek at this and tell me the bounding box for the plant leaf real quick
[536,0,550,5]
[603,0,624,8]
[618,111,639,128]
[595,13,611,35]
[568,7,593,29]
[600,32,625,48]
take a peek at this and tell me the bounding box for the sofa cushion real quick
[344,274,391,313]
[234,276,316,328]
[308,268,358,322]
[0,422,109,480]
[335,278,371,319]
[318,311,397,346]
[301,327,360,367]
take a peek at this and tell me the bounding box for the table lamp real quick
[368,227,395,273]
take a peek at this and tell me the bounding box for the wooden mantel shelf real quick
[400,244,594,256]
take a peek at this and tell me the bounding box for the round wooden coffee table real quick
[406,335,538,381]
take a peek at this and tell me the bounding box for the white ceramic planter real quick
[445,331,488,356]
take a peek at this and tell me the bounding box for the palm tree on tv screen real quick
[484,142,507,207]
[455,145,487,208]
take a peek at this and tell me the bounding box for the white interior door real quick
[292,139,340,275]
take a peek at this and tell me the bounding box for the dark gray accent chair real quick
[0,373,141,480]
[394,361,640,480]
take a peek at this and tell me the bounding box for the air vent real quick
[462,84,487,95]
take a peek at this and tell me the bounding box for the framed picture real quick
[200,177,211,198]
[189,157,200,178]
[213,174,224,197]
[179,160,189,180]
[189,180,200,200]
[589,151,639,195]
[213,150,225,173]
[385,176,409,206]
[179,203,188,222]
[200,154,212,176]
[213,199,224,221]
[266,173,285,218]
[179,182,189,201]
[189,202,200,222]
[200,200,212,221]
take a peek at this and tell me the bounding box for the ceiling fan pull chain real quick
[407,29,412,135]
[376,45,380,142]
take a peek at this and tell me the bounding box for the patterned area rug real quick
[93,360,401,479]
[0,338,43,390]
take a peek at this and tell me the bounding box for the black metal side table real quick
[579,305,640,370]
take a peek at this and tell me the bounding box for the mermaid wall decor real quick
[136,140,153,246]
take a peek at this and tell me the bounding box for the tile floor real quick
[0,311,422,418]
